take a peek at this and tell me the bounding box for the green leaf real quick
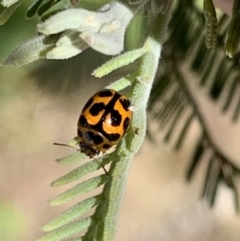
[203,0,217,49]
[25,0,45,18]
[46,31,88,59]
[191,36,207,72]
[105,76,133,91]
[186,137,204,181]
[37,2,134,55]
[164,104,185,143]
[200,50,216,86]
[42,195,101,231]
[206,157,221,206]
[51,157,110,187]
[3,35,59,66]
[37,8,97,35]
[0,0,22,25]
[159,93,182,129]
[1,0,18,7]
[201,155,214,198]
[55,151,86,165]
[93,48,145,78]
[40,0,71,20]
[222,75,238,112]
[35,218,91,241]
[174,112,194,150]
[209,59,229,99]
[37,0,53,17]
[49,175,108,206]
[225,0,240,57]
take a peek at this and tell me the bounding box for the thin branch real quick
[174,64,240,172]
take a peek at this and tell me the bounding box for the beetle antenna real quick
[53,142,78,150]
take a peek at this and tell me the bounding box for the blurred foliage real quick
[0,202,28,241]
[1,0,144,92]
[0,0,37,61]
[148,0,240,209]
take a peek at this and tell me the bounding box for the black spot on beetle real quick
[82,97,94,112]
[111,110,122,126]
[89,103,105,116]
[92,134,104,145]
[103,144,111,149]
[106,133,120,142]
[98,89,114,97]
[123,117,130,132]
[119,98,131,111]
[79,115,89,128]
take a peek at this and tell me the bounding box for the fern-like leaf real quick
[225,0,240,58]
[203,0,217,48]
[149,0,240,210]
[0,0,22,25]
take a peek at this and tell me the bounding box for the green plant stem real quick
[91,3,174,241]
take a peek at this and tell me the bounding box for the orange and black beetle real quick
[77,89,132,157]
